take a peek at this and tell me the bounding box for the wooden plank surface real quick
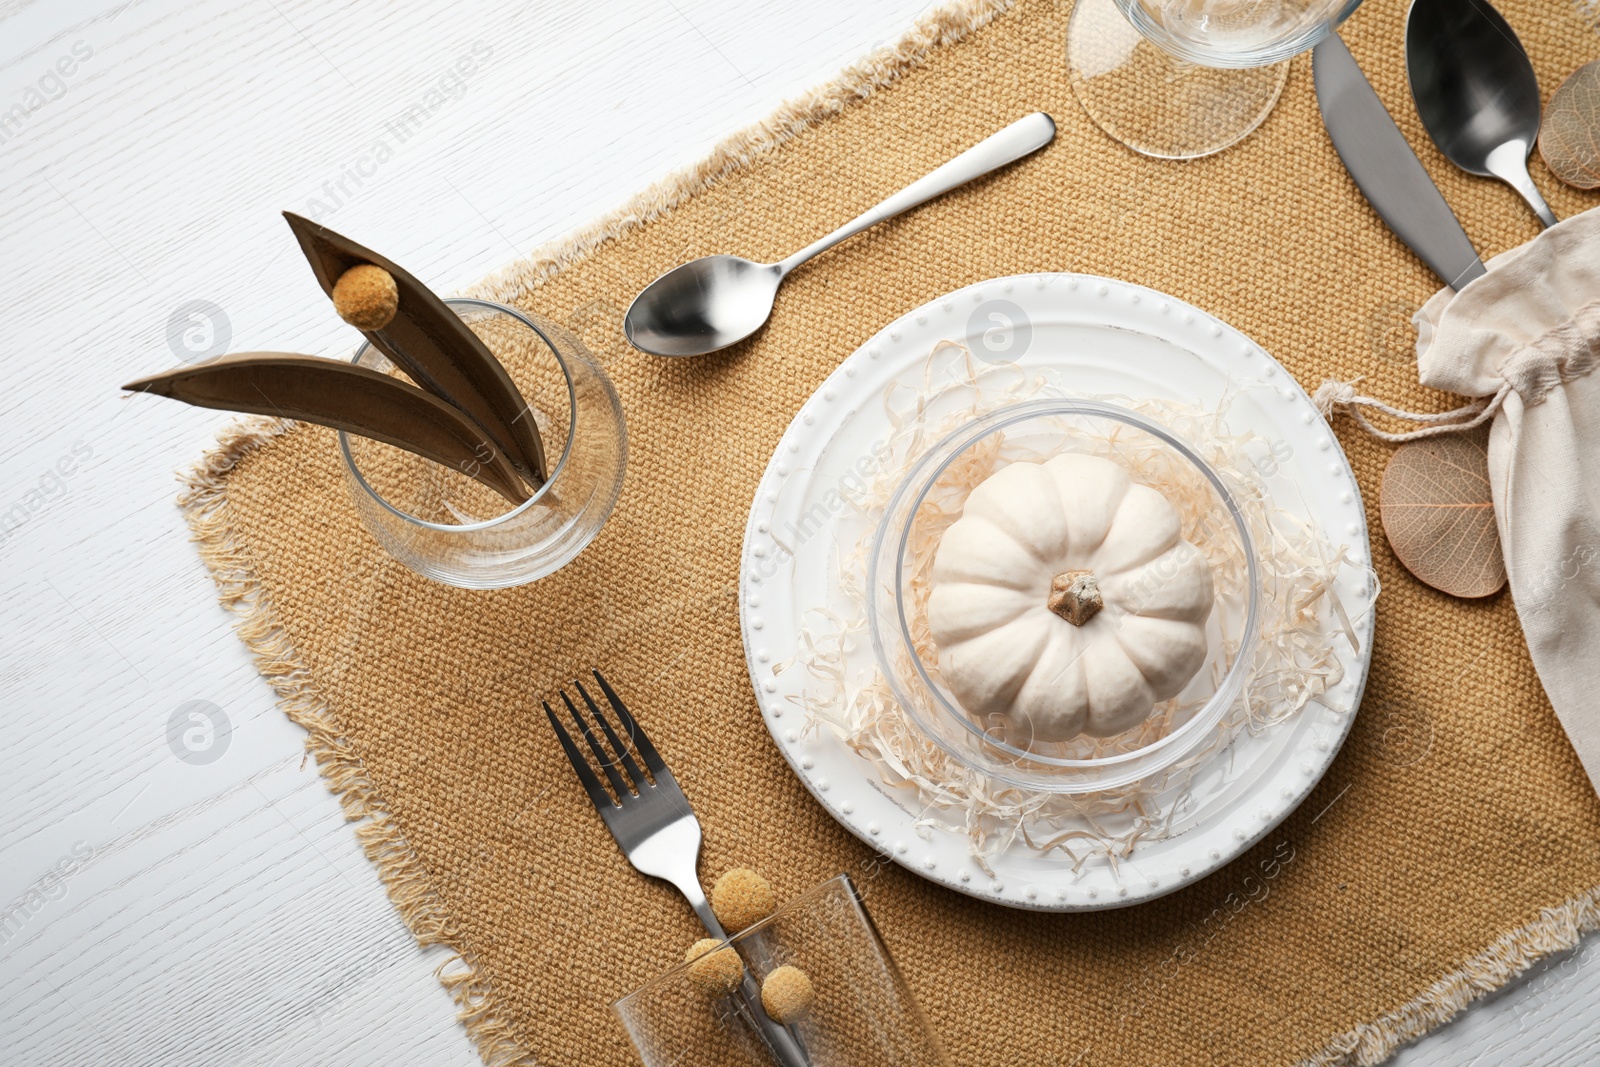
[1,1,1595,1064]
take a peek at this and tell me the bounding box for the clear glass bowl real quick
[866,399,1261,794]
[339,299,626,588]
[614,875,948,1067]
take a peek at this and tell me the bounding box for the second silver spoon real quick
[624,112,1056,357]
[1405,0,1557,227]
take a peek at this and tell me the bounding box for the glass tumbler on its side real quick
[339,298,626,589]
[615,875,948,1067]
[1067,0,1364,158]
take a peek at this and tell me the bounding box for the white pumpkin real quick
[926,453,1214,743]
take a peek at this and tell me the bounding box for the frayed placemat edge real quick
[178,414,535,1067]
[1299,884,1600,1066]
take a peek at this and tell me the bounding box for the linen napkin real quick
[1322,207,1600,792]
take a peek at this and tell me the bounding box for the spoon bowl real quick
[623,112,1056,357]
[624,256,782,357]
[1405,0,1557,227]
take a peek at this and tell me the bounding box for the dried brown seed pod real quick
[284,212,547,488]
[122,353,531,506]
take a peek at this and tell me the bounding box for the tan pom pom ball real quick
[760,965,815,1024]
[712,867,776,933]
[331,263,399,331]
[684,938,743,995]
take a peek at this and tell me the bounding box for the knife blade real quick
[1313,34,1487,291]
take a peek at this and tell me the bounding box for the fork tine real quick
[562,689,632,799]
[592,670,676,786]
[574,679,648,787]
[543,701,615,811]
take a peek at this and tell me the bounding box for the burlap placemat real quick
[182,1,1600,1063]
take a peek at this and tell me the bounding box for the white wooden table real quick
[1,2,1594,1064]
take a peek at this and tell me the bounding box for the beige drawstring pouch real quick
[1319,207,1600,793]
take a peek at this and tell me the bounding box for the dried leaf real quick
[124,353,530,506]
[1539,60,1600,191]
[1379,428,1505,598]
[282,212,548,487]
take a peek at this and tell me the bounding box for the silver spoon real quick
[1405,0,1557,227]
[624,112,1056,357]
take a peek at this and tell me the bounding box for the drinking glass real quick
[1067,0,1364,158]
[340,298,626,588]
[615,875,948,1067]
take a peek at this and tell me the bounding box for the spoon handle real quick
[1484,142,1558,228]
[775,112,1056,275]
[1521,186,1558,229]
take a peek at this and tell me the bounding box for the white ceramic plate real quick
[739,274,1374,910]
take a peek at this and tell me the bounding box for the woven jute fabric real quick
[182,1,1600,1063]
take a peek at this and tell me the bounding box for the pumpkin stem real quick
[1048,570,1103,626]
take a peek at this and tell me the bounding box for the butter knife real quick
[1313,35,1487,290]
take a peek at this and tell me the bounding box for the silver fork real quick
[544,671,809,1067]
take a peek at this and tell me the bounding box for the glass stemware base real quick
[1067,0,1290,159]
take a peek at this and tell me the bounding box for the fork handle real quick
[681,888,811,1067]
